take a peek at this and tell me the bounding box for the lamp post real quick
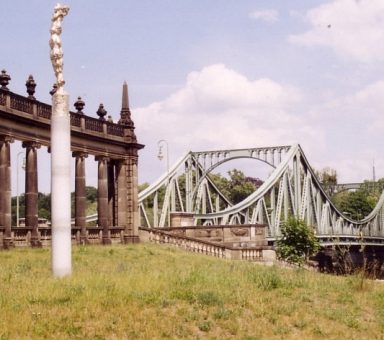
[157,139,170,226]
[157,139,169,175]
[16,151,25,228]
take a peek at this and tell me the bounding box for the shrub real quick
[276,217,320,265]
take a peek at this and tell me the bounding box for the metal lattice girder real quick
[122,144,384,239]
[191,144,384,238]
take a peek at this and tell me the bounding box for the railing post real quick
[80,116,85,131]
[32,102,37,117]
[5,92,10,107]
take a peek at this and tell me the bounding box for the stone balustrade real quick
[0,226,125,247]
[0,89,125,138]
[154,224,268,245]
[140,227,274,262]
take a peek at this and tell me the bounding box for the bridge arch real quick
[190,154,275,210]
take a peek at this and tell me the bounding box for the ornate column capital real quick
[72,151,88,159]
[131,156,139,166]
[0,135,14,145]
[117,158,129,166]
[22,141,41,150]
[95,155,110,163]
[124,155,138,166]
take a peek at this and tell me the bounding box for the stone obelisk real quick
[49,3,71,277]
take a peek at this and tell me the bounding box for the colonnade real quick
[0,77,143,249]
[0,138,140,248]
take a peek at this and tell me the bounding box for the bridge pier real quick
[315,245,384,277]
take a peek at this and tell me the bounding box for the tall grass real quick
[1,244,384,338]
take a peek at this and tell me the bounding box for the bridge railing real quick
[317,235,384,246]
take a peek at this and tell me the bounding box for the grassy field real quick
[1,244,384,339]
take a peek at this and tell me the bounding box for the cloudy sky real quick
[1,0,384,192]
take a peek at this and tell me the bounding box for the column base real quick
[30,237,42,248]
[80,235,89,245]
[3,237,14,249]
[102,236,112,245]
[123,235,140,244]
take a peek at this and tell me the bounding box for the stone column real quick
[108,160,116,227]
[116,159,127,228]
[124,156,140,243]
[22,141,41,247]
[96,156,111,244]
[0,142,4,228]
[132,157,140,239]
[49,3,71,277]
[51,87,72,278]
[118,81,144,242]
[73,151,87,244]
[0,136,13,249]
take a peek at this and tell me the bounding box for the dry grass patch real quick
[1,244,384,338]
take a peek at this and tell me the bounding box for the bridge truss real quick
[138,144,384,244]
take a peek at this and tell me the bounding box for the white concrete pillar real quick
[51,90,72,277]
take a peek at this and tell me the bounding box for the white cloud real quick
[289,0,384,63]
[135,64,323,182]
[314,80,384,123]
[249,9,279,23]
[134,64,384,185]
[307,80,384,182]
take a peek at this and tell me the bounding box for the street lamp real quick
[157,139,170,226]
[157,139,169,175]
[16,151,26,228]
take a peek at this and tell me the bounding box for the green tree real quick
[86,186,97,203]
[335,190,374,220]
[276,217,320,265]
[209,169,257,204]
[227,169,257,203]
[38,192,51,220]
[358,178,384,207]
[332,178,384,220]
[316,167,337,197]
[139,182,150,193]
[11,194,25,225]
[12,187,99,225]
[208,173,231,200]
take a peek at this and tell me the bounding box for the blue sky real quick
[2,0,384,193]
